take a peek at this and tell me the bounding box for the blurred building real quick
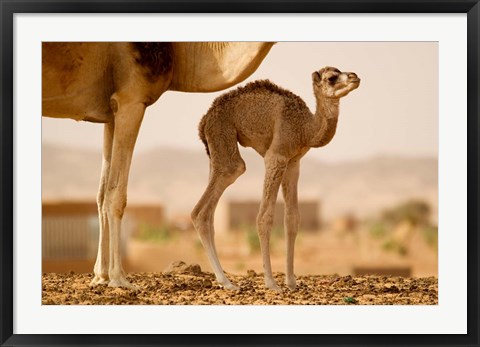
[42,200,99,273]
[42,199,164,273]
[332,213,359,236]
[124,203,165,237]
[214,200,320,234]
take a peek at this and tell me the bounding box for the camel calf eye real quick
[328,76,337,82]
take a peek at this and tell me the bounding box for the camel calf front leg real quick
[257,154,288,291]
[281,159,300,290]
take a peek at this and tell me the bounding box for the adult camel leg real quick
[104,97,145,289]
[90,121,115,286]
[281,159,300,290]
[257,153,288,291]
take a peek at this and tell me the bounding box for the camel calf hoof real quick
[219,281,240,291]
[265,282,283,293]
[286,278,297,290]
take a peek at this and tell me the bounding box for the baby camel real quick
[191,66,360,291]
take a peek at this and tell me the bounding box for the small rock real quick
[384,284,400,293]
[163,260,187,273]
[184,264,202,275]
[163,260,202,275]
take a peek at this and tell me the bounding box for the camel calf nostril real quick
[348,73,357,79]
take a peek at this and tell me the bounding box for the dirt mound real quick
[42,264,437,305]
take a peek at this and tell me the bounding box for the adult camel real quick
[42,42,275,289]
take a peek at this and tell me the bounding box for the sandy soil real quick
[42,262,437,305]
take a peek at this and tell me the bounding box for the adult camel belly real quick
[42,42,114,123]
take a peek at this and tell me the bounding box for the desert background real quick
[42,42,438,304]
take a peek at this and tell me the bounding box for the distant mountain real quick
[42,143,438,221]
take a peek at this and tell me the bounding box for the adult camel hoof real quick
[108,278,139,291]
[90,275,109,286]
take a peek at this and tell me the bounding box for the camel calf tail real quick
[198,115,210,157]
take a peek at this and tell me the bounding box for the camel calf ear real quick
[312,71,322,84]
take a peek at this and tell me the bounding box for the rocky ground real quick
[42,261,437,305]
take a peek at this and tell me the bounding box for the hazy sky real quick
[42,42,438,163]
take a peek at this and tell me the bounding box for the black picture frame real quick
[1,1,479,346]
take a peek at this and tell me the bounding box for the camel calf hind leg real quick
[191,133,246,290]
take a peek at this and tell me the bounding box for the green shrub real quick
[382,200,431,226]
[245,225,261,253]
[422,225,438,251]
[382,239,408,256]
[243,224,284,253]
[369,222,388,239]
[271,226,284,239]
[136,223,172,244]
[344,296,357,304]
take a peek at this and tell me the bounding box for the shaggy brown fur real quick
[209,79,307,110]
[199,79,307,157]
[192,66,360,291]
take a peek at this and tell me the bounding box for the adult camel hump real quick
[42,42,275,289]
